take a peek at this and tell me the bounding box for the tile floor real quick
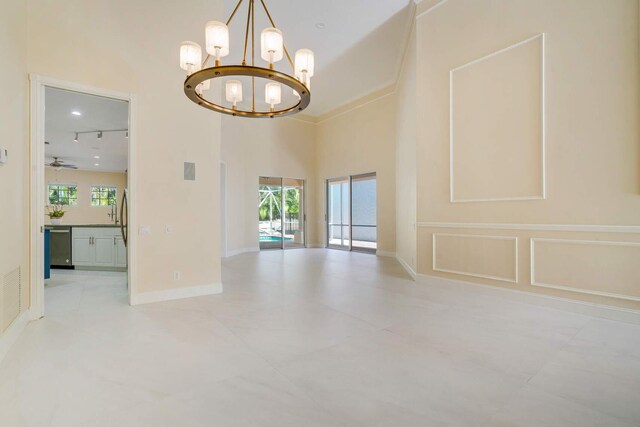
[1,249,639,426]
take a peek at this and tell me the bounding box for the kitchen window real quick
[91,186,117,206]
[48,184,78,206]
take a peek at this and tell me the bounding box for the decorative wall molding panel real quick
[531,238,640,302]
[432,233,518,283]
[449,33,545,202]
[417,222,640,233]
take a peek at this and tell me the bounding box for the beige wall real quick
[395,21,417,272]
[27,0,223,295]
[0,0,29,331]
[221,117,318,253]
[315,96,397,254]
[45,169,127,225]
[414,0,640,309]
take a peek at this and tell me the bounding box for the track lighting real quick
[97,132,103,140]
[74,133,78,142]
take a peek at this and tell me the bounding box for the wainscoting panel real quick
[450,34,545,202]
[531,238,640,301]
[432,233,518,283]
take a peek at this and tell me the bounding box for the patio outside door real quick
[327,177,350,250]
[259,177,305,250]
[326,173,377,253]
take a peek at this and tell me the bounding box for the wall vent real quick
[1,267,21,334]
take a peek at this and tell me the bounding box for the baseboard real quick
[417,273,640,324]
[376,250,396,258]
[75,266,127,272]
[0,309,31,364]
[224,247,259,257]
[131,283,223,305]
[306,243,325,248]
[396,255,417,280]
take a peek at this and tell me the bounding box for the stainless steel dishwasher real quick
[49,226,72,268]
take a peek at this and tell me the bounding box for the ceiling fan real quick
[46,157,78,169]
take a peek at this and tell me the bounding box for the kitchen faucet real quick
[108,202,119,224]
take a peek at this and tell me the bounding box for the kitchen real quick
[44,87,129,304]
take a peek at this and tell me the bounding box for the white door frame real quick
[29,75,138,320]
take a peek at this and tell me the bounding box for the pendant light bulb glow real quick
[225,80,243,109]
[265,82,281,110]
[294,48,315,87]
[260,27,283,67]
[205,21,230,64]
[180,41,202,75]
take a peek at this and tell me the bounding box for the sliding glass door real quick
[283,178,305,249]
[326,173,377,253]
[327,177,350,249]
[351,173,377,252]
[259,177,305,250]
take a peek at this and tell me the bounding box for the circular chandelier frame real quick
[184,65,310,118]
[182,0,312,118]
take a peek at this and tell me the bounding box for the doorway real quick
[258,177,305,250]
[30,76,136,319]
[327,173,377,253]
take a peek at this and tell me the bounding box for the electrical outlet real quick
[174,271,181,281]
[165,224,173,234]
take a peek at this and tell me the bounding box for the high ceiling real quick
[45,88,129,173]
[222,0,413,116]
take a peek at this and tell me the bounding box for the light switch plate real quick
[0,147,7,164]
[139,224,151,235]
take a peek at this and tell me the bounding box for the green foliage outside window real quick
[91,186,117,206]
[48,184,77,206]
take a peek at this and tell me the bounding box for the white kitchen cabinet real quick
[72,236,92,266]
[94,236,116,266]
[115,237,127,268]
[71,227,126,269]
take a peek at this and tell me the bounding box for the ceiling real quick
[45,88,129,173]
[221,0,414,116]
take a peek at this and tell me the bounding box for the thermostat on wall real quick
[0,147,7,164]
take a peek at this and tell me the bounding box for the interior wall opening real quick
[34,82,133,318]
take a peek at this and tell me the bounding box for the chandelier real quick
[179,0,315,118]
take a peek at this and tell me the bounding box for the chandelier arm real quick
[242,0,251,65]
[201,54,211,69]
[226,0,244,25]
[258,0,296,73]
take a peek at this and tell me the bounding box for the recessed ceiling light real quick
[71,111,82,116]
[94,155,100,159]
[315,22,325,29]
[94,163,100,167]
